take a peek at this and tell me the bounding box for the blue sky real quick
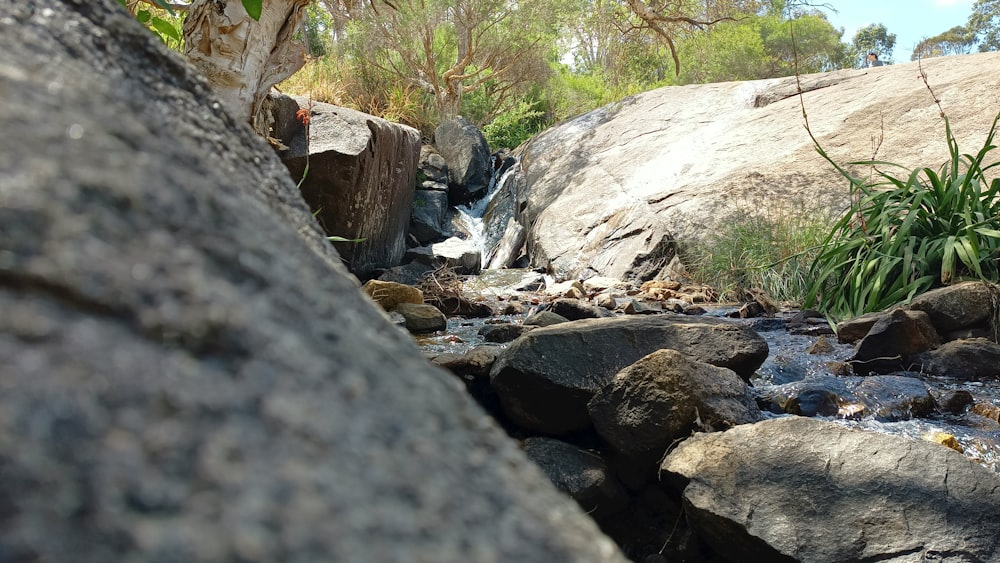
[817,0,977,61]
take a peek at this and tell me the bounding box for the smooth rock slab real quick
[490,316,768,434]
[661,417,1000,563]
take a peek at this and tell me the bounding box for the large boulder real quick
[410,188,451,243]
[504,53,1000,280]
[588,349,762,464]
[661,417,1000,563]
[490,316,768,434]
[434,116,492,205]
[273,94,421,279]
[906,281,995,334]
[912,337,1000,380]
[850,308,941,374]
[0,2,626,561]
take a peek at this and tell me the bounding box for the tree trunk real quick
[183,0,310,135]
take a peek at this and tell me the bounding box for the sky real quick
[816,0,977,61]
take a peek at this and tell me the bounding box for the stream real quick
[416,158,1000,473]
[418,305,1000,472]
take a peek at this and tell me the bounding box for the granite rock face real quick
[505,53,1000,280]
[0,1,625,561]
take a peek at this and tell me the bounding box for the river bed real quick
[416,298,1000,472]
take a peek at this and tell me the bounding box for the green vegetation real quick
[804,114,1000,321]
[848,23,896,66]
[685,204,833,304]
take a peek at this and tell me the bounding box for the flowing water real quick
[418,302,1000,472]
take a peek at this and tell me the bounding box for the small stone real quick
[807,336,835,355]
[924,431,964,453]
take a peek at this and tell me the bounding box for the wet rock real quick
[835,311,884,343]
[435,116,492,205]
[479,323,532,343]
[661,417,1000,563]
[393,302,447,333]
[522,437,629,519]
[933,390,974,414]
[925,431,964,453]
[588,350,762,466]
[757,375,934,420]
[806,335,835,354]
[972,403,1000,423]
[407,237,481,275]
[524,310,571,327]
[426,295,495,318]
[758,379,845,417]
[274,95,420,279]
[490,316,768,434]
[511,272,547,292]
[0,2,627,560]
[362,280,424,311]
[410,189,451,244]
[850,309,941,374]
[854,375,934,419]
[911,337,1000,380]
[549,298,615,320]
[485,217,526,269]
[907,281,995,333]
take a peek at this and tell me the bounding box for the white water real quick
[454,162,520,268]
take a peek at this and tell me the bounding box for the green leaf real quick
[242,0,262,21]
[136,9,152,23]
[150,16,181,42]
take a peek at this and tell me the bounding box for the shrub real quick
[685,204,832,304]
[804,113,1000,321]
[482,100,546,150]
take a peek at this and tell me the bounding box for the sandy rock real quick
[362,279,424,311]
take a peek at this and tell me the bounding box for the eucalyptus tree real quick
[674,9,846,83]
[911,26,976,60]
[848,22,896,66]
[968,0,1000,51]
[343,0,565,121]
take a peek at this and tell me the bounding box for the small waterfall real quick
[454,159,520,268]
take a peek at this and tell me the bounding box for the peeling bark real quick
[183,0,309,134]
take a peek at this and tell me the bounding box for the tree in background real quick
[968,0,1000,51]
[848,23,896,66]
[344,0,564,122]
[675,9,846,83]
[911,26,976,60]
